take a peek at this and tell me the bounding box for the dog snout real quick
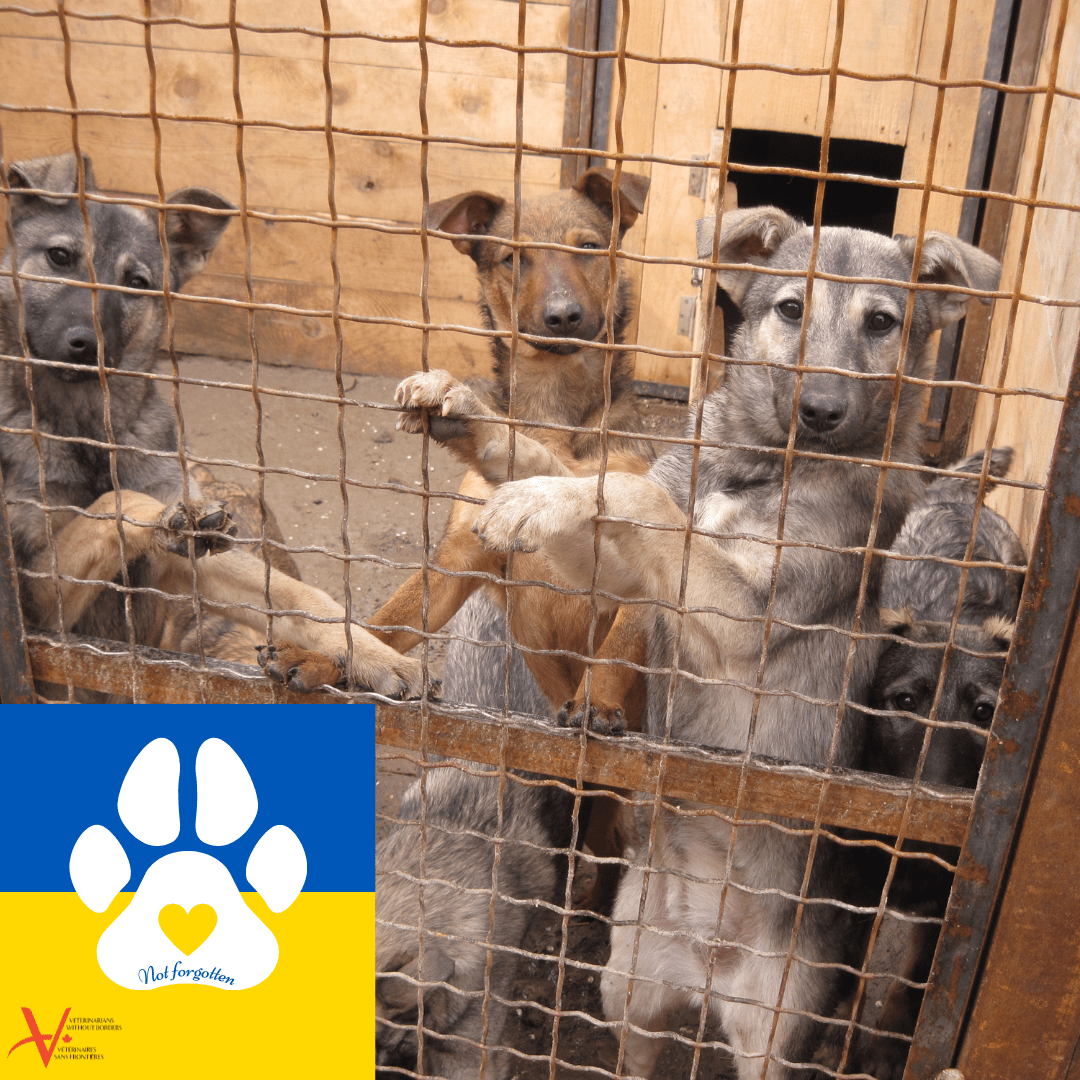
[797,383,848,433]
[542,297,584,335]
[64,325,98,365]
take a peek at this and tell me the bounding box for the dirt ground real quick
[177,355,730,1076]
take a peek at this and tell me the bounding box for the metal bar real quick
[375,701,974,845]
[956,601,1080,1077]
[588,0,617,168]
[905,333,1080,1076]
[560,0,599,186]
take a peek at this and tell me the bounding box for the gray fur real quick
[880,447,1023,624]
[376,761,575,1077]
[0,153,232,641]
[843,449,1025,1078]
[1,153,428,700]
[376,596,571,1076]
[868,448,1025,787]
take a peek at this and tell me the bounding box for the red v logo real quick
[6,1007,71,1067]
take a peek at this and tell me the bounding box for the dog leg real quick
[28,490,235,631]
[396,368,575,484]
[559,604,650,735]
[602,863,697,1076]
[720,949,833,1080]
[169,550,428,698]
[474,474,784,664]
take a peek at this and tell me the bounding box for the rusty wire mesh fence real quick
[1,0,1079,1077]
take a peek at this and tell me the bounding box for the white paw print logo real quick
[69,738,306,991]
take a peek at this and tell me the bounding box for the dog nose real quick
[64,326,98,365]
[798,392,846,432]
[542,299,584,334]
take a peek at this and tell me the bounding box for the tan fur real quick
[277,170,656,732]
[24,488,425,697]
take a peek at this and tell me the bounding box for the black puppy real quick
[844,448,1024,1078]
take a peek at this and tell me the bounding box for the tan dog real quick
[268,169,655,732]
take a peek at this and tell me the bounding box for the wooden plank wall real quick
[0,0,570,378]
[607,0,997,386]
[968,0,1080,553]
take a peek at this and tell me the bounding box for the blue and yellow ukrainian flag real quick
[0,705,372,1077]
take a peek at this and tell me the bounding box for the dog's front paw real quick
[394,369,478,431]
[257,642,343,692]
[473,477,597,553]
[158,500,237,557]
[348,643,439,701]
[558,698,627,736]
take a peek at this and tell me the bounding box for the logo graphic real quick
[7,1008,71,1067]
[69,738,307,990]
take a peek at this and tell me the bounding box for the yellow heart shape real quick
[158,904,217,956]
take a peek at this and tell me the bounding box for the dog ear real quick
[7,154,96,219]
[573,168,650,234]
[880,606,916,636]
[983,615,1015,651]
[696,207,803,306]
[427,191,505,258]
[896,232,1002,329]
[163,188,235,285]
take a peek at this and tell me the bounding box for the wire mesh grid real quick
[0,0,1078,1077]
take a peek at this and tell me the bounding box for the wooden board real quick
[169,273,489,377]
[0,35,567,149]
[0,0,572,378]
[2,0,570,75]
[594,0,666,358]
[893,0,999,237]
[820,0,924,144]
[956,594,1080,1079]
[722,0,831,137]
[630,0,727,387]
[967,0,1079,553]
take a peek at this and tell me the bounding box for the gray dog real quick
[841,448,1024,1077]
[375,602,573,1079]
[469,207,1001,1077]
[867,447,1024,786]
[0,152,424,697]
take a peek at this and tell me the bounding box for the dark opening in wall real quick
[726,128,906,235]
[713,129,907,353]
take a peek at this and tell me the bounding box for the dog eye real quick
[126,271,151,291]
[47,246,74,268]
[890,692,916,713]
[777,299,802,321]
[868,311,896,333]
[973,701,995,723]
[502,251,516,268]
[578,241,600,250]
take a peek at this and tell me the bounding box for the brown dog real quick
[266,170,654,911]
[270,168,655,733]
